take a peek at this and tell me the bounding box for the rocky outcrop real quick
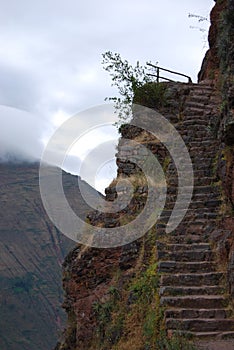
[199,0,234,302]
[198,0,226,82]
[199,0,234,143]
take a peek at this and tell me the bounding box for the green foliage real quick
[93,300,114,342]
[108,285,121,301]
[89,229,197,349]
[154,331,196,350]
[105,314,124,345]
[102,51,154,124]
[163,156,171,173]
[93,300,113,322]
[129,263,159,303]
[143,305,164,343]
[92,295,125,347]
[133,82,168,109]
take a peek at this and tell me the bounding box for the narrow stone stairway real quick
[156,81,234,340]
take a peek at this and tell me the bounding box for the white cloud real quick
[0,0,214,190]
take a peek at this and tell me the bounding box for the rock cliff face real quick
[0,162,100,350]
[199,0,234,141]
[199,0,234,299]
[56,1,234,349]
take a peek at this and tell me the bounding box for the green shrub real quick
[133,82,168,109]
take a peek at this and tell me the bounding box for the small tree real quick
[102,51,154,125]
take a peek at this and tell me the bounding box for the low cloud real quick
[0,0,214,190]
[0,105,49,162]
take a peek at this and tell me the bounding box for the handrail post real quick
[146,62,192,84]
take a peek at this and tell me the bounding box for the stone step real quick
[190,155,217,162]
[180,134,217,142]
[189,144,219,151]
[194,178,218,186]
[167,165,215,176]
[156,230,208,243]
[184,135,211,143]
[163,207,219,218]
[157,216,210,227]
[168,177,217,186]
[193,185,220,194]
[184,107,204,120]
[182,119,209,126]
[168,330,234,340]
[185,137,218,144]
[197,340,234,350]
[166,318,234,332]
[160,207,218,217]
[189,86,214,93]
[165,199,222,210]
[156,222,209,233]
[160,296,228,309]
[165,308,231,319]
[159,211,219,224]
[160,272,225,287]
[172,177,216,186]
[190,200,222,209]
[160,286,224,297]
[185,129,213,137]
[182,131,212,138]
[158,261,216,273]
[184,131,210,139]
[187,95,211,104]
[165,184,220,195]
[184,101,209,110]
[188,135,217,145]
[167,193,220,203]
[189,159,216,166]
[189,158,216,166]
[166,234,209,244]
[191,86,214,93]
[157,249,214,262]
[188,94,213,101]
[179,126,212,133]
[185,115,212,122]
[189,140,220,147]
[157,210,220,227]
[156,242,211,252]
[158,218,215,228]
[190,85,213,91]
[174,219,215,229]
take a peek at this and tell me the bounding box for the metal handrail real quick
[146,62,192,83]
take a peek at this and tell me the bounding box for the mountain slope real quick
[0,162,100,350]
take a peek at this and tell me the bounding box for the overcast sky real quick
[0,0,214,191]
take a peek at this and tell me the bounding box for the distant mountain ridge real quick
[0,162,101,350]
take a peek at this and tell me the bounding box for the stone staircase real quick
[156,81,234,339]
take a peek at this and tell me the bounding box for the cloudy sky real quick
[0,0,214,191]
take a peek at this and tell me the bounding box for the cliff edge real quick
[55,1,234,349]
